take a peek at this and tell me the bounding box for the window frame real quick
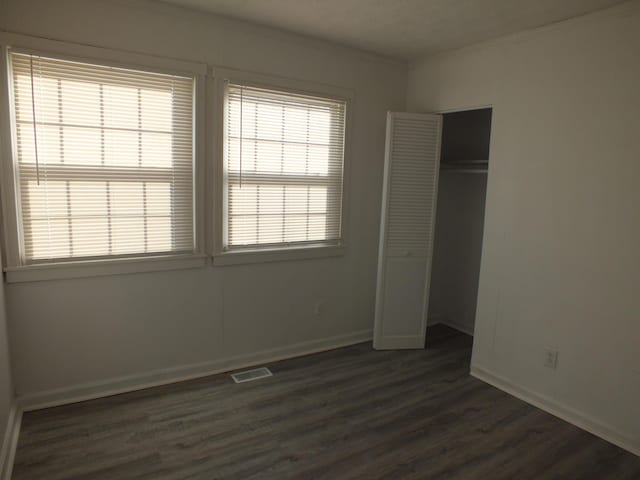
[0,33,208,282]
[211,67,353,266]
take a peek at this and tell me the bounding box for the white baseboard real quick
[18,329,373,412]
[439,319,475,336]
[471,365,640,457]
[428,315,475,337]
[0,404,22,480]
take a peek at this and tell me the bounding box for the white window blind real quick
[9,52,195,263]
[224,84,346,250]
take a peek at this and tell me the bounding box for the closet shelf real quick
[443,160,488,164]
[441,160,488,174]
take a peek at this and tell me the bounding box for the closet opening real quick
[426,107,492,348]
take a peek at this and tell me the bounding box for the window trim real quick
[212,244,345,267]
[211,67,353,265]
[5,254,208,283]
[0,33,207,279]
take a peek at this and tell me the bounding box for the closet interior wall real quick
[428,108,492,337]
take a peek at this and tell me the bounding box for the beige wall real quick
[0,0,407,402]
[408,0,640,453]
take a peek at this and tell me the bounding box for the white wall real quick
[0,254,14,473]
[0,0,407,401]
[408,0,640,452]
[429,172,487,335]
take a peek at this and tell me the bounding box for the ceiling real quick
[158,0,626,59]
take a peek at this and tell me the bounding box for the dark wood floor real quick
[12,325,640,480]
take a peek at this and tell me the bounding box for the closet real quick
[373,108,491,349]
[428,108,491,338]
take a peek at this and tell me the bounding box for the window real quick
[223,83,346,252]
[8,51,195,264]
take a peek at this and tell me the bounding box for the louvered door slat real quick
[374,112,442,350]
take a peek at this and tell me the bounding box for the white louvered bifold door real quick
[374,112,442,350]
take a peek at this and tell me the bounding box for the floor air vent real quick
[231,367,273,384]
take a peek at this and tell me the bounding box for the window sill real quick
[213,244,346,266]
[4,254,208,283]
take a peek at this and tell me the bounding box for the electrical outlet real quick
[544,349,559,370]
[314,301,323,317]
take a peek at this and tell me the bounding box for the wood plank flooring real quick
[12,325,640,479]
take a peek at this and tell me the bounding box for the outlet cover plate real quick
[544,349,559,370]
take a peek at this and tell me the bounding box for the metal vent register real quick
[231,367,273,383]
